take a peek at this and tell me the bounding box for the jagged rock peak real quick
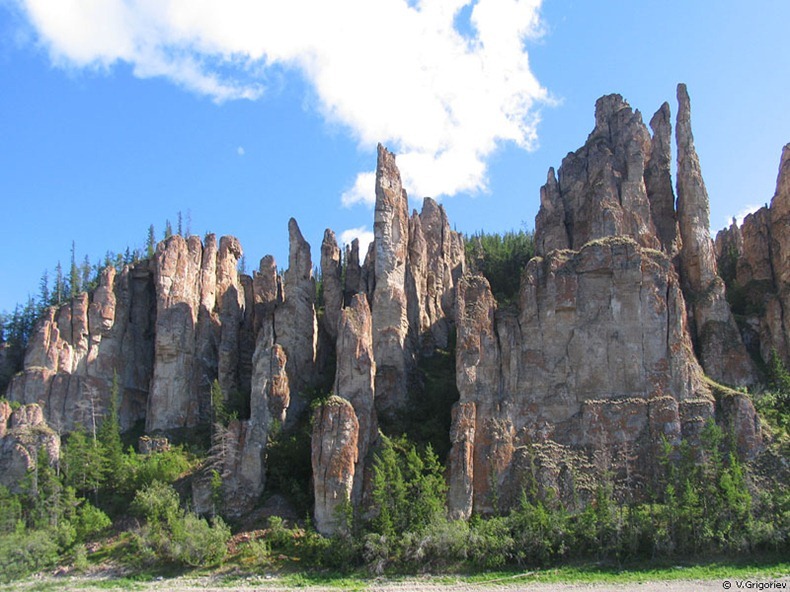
[674,83,756,386]
[590,93,633,139]
[286,218,313,282]
[535,90,659,256]
[320,229,343,341]
[676,82,716,290]
[372,144,410,417]
[646,101,681,255]
[770,144,790,290]
[275,218,317,423]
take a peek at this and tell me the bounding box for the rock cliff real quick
[2,84,779,524]
[0,402,60,493]
[714,143,790,366]
[450,85,765,518]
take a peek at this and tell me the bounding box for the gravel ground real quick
[8,574,790,592]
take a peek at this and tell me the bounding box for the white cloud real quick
[237,146,245,156]
[339,226,374,256]
[18,0,548,201]
[341,171,376,207]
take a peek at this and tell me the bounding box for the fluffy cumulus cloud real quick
[339,226,375,255]
[19,0,547,202]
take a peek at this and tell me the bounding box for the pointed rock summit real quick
[675,83,756,386]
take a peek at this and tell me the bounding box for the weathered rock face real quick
[535,94,660,256]
[409,198,465,352]
[275,219,318,424]
[645,102,681,257]
[217,236,246,401]
[0,403,60,493]
[448,238,716,518]
[675,84,756,387]
[147,235,203,431]
[334,294,377,505]
[9,263,155,433]
[311,396,359,536]
[769,145,790,362]
[344,239,363,306]
[372,144,411,418]
[320,230,343,342]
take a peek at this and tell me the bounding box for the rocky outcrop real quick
[311,396,359,536]
[344,239,363,306]
[408,198,465,352]
[216,236,246,401]
[8,263,155,433]
[675,83,756,387]
[334,294,377,505]
[769,145,790,362]
[448,238,717,518]
[275,219,318,424]
[320,230,343,342]
[715,144,790,367]
[0,403,60,493]
[535,94,660,256]
[645,102,681,257]
[372,144,411,418]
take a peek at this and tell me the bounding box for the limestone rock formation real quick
[8,262,154,433]
[409,198,465,352]
[312,396,359,536]
[216,236,246,401]
[675,83,756,386]
[769,145,790,361]
[275,219,318,423]
[715,144,790,366]
[320,230,343,342]
[448,238,717,518]
[372,144,411,418]
[334,294,377,504]
[535,94,660,256]
[0,403,60,493]
[343,238,363,306]
[645,102,681,257]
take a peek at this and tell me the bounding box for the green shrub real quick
[0,529,60,583]
[131,481,230,567]
[75,501,111,542]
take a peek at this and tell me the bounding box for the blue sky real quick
[1,0,788,314]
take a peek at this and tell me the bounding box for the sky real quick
[1,0,789,314]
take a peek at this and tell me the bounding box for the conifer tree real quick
[54,262,65,305]
[146,225,156,258]
[69,241,80,297]
[80,255,91,291]
[97,372,124,479]
[38,270,49,311]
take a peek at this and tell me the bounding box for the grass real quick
[5,556,788,591]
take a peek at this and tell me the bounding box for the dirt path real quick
[9,574,790,592]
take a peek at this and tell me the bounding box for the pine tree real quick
[54,262,65,305]
[97,372,124,480]
[177,211,183,236]
[38,270,50,312]
[146,225,156,258]
[80,255,91,292]
[164,220,173,239]
[69,241,80,297]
